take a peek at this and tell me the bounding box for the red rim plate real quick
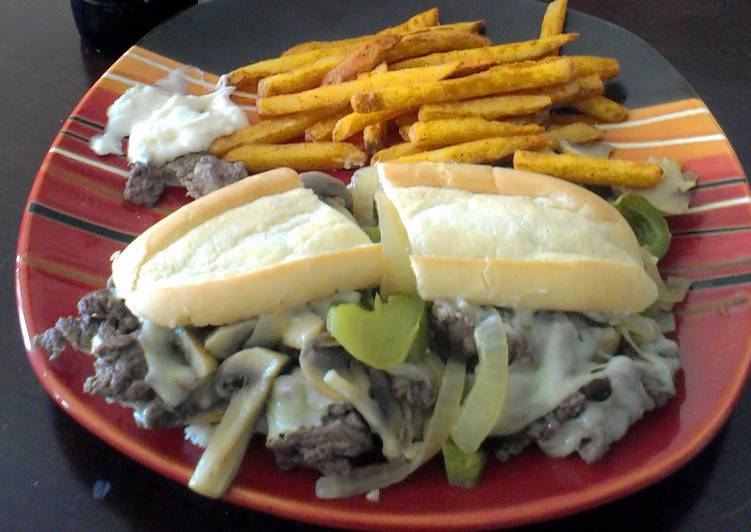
[15,45,751,530]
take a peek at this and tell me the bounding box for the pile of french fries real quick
[212,1,663,189]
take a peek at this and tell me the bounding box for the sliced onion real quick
[315,357,466,499]
[450,311,509,454]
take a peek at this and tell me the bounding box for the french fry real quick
[518,78,580,104]
[351,57,575,113]
[571,74,604,101]
[540,0,568,50]
[305,116,341,142]
[282,19,482,56]
[418,94,552,121]
[548,111,598,126]
[332,107,415,141]
[210,106,345,157]
[393,134,552,164]
[513,151,663,188]
[257,61,460,116]
[394,112,419,126]
[568,56,620,80]
[224,142,367,173]
[385,7,440,34]
[516,74,603,105]
[506,109,551,125]
[322,34,401,85]
[390,33,578,70]
[371,142,426,163]
[398,124,412,141]
[229,47,356,90]
[363,122,388,155]
[572,96,628,123]
[545,122,604,144]
[382,29,491,64]
[408,118,545,149]
[257,56,342,97]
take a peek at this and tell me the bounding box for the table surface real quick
[2,1,750,530]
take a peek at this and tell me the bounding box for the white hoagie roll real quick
[377,162,657,314]
[112,167,381,327]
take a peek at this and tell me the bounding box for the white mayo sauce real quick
[90,73,248,166]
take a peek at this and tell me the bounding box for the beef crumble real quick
[124,152,248,206]
[267,403,374,476]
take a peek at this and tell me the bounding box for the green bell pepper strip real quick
[442,437,487,488]
[326,293,428,370]
[613,193,671,258]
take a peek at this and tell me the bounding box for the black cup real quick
[70,0,198,56]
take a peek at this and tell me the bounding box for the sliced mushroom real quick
[175,327,218,379]
[299,340,352,402]
[301,171,353,210]
[244,313,289,348]
[204,320,256,359]
[189,347,288,498]
[139,320,200,407]
[281,309,324,349]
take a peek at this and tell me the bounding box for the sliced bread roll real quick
[377,162,657,314]
[113,167,381,327]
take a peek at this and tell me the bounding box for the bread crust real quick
[113,167,381,326]
[378,162,657,313]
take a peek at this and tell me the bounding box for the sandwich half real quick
[34,162,683,500]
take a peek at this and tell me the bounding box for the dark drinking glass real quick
[70,0,198,56]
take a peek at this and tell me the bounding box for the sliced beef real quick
[123,153,247,206]
[180,155,247,199]
[494,392,586,462]
[390,375,436,409]
[267,403,374,476]
[34,288,149,402]
[162,152,206,182]
[83,333,153,403]
[124,162,167,207]
[430,299,478,358]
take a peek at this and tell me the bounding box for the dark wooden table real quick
[2,1,749,530]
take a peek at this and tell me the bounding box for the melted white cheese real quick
[266,368,336,440]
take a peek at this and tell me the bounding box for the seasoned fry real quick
[229,47,355,90]
[210,106,345,157]
[257,61,460,116]
[281,20,485,56]
[351,57,575,113]
[371,142,425,163]
[572,96,628,123]
[398,124,412,142]
[382,29,491,64]
[332,107,415,141]
[418,94,552,121]
[548,111,598,126]
[408,118,545,149]
[513,151,663,188]
[386,7,440,34]
[257,56,342,97]
[393,134,552,164]
[363,122,388,155]
[571,74,604,101]
[545,122,604,144]
[517,74,603,105]
[394,112,419,126]
[391,33,578,70]
[224,142,367,173]
[540,0,568,54]
[322,35,401,85]
[506,109,551,125]
[305,116,341,142]
[568,55,620,80]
